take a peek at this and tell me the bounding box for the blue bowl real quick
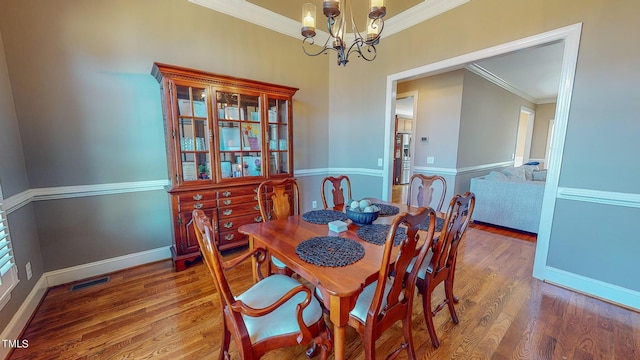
[346,208,380,226]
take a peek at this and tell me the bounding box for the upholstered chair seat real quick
[238,274,324,343]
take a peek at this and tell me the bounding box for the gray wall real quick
[326,0,640,295]
[458,70,536,168]
[397,70,464,170]
[0,29,43,327]
[1,0,639,332]
[0,0,333,331]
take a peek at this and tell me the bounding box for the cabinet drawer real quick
[217,185,259,198]
[217,193,258,207]
[177,190,216,202]
[218,213,264,231]
[218,229,249,249]
[179,199,217,212]
[218,203,261,219]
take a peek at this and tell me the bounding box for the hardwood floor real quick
[9,225,640,359]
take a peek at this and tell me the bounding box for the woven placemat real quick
[302,210,348,224]
[372,203,400,217]
[356,224,407,246]
[419,217,445,232]
[296,236,365,267]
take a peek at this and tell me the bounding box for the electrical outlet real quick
[26,262,32,280]
[312,200,317,209]
[427,156,435,164]
[377,158,383,166]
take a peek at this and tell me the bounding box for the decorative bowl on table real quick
[345,199,380,226]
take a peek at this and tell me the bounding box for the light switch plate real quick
[427,156,435,164]
[377,158,383,166]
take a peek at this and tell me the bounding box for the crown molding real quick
[466,63,539,104]
[189,0,469,42]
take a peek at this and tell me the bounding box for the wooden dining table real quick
[238,200,432,360]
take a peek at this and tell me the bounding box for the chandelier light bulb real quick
[301,0,386,66]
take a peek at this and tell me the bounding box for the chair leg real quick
[403,314,417,360]
[316,327,333,360]
[423,290,440,349]
[219,322,231,360]
[444,278,459,324]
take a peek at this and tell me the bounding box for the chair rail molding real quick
[2,180,169,214]
[557,187,640,208]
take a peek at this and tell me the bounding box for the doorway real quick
[392,93,418,203]
[381,24,583,280]
[514,106,535,167]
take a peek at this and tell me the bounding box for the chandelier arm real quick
[302,36,334,57]
[345,39,377,62]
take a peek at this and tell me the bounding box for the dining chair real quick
[192,209,332,360]
[414,192,475,348]
[407,174,447,212]
[348,206,437,359]
[257,178,300,276]
[321,175,352,209]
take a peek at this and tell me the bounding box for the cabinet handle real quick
[223,209,233,216]
[225,233,235,241]
[222,191,231,197]
[193,194,203,200]
[254,204,260,211]
[224,222,233,228]
[223,199,232,205]
[194,203,203,209]
[254,216,263,223]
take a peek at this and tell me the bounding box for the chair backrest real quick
[428,192,475,280]
[192,209,237,312]
[321,175,352,209]
[407,174,447,211]
[367,206,437,332]
[257,178,300,222]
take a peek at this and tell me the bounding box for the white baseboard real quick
[0,246,172,359]
[0,275,47,360]
[543,266,640,310]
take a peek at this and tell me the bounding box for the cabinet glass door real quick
[266,97,290,175]
[175,85,211,183]
[216,91,263,179]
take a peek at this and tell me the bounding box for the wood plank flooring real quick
[9,225,640,359]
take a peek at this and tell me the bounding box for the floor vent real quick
[70,276,110,291]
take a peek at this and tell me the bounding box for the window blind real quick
[0,184,19,310]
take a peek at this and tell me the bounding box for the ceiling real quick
[190,1,563,109]
[246,0,423,30]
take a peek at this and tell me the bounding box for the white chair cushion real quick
[271,256,287,269]
[407,250,434,281]
[236,274,323,344]
[349,280,402,323]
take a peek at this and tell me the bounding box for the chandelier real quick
[301,0,386,66]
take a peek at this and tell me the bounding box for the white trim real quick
[0,246,171,359]
[466,64,539,104]
[413,166,457,176]
[382,24,583,285]
[413,161,513,176]
[3,180,169,214]
[295,168,384,178]
[44,246,171,287]
[294,168,329,177]
[533,24,582,279]
[189,0,469,43]
[557,187,640,208]
[543,266,640,310]
[0,274,47,360]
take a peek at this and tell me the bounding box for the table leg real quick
[329,295,351,360]
[249,236,258,283]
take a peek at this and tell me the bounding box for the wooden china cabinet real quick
[152,63,297,271]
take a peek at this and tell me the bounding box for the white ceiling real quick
[190,0,563,108]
